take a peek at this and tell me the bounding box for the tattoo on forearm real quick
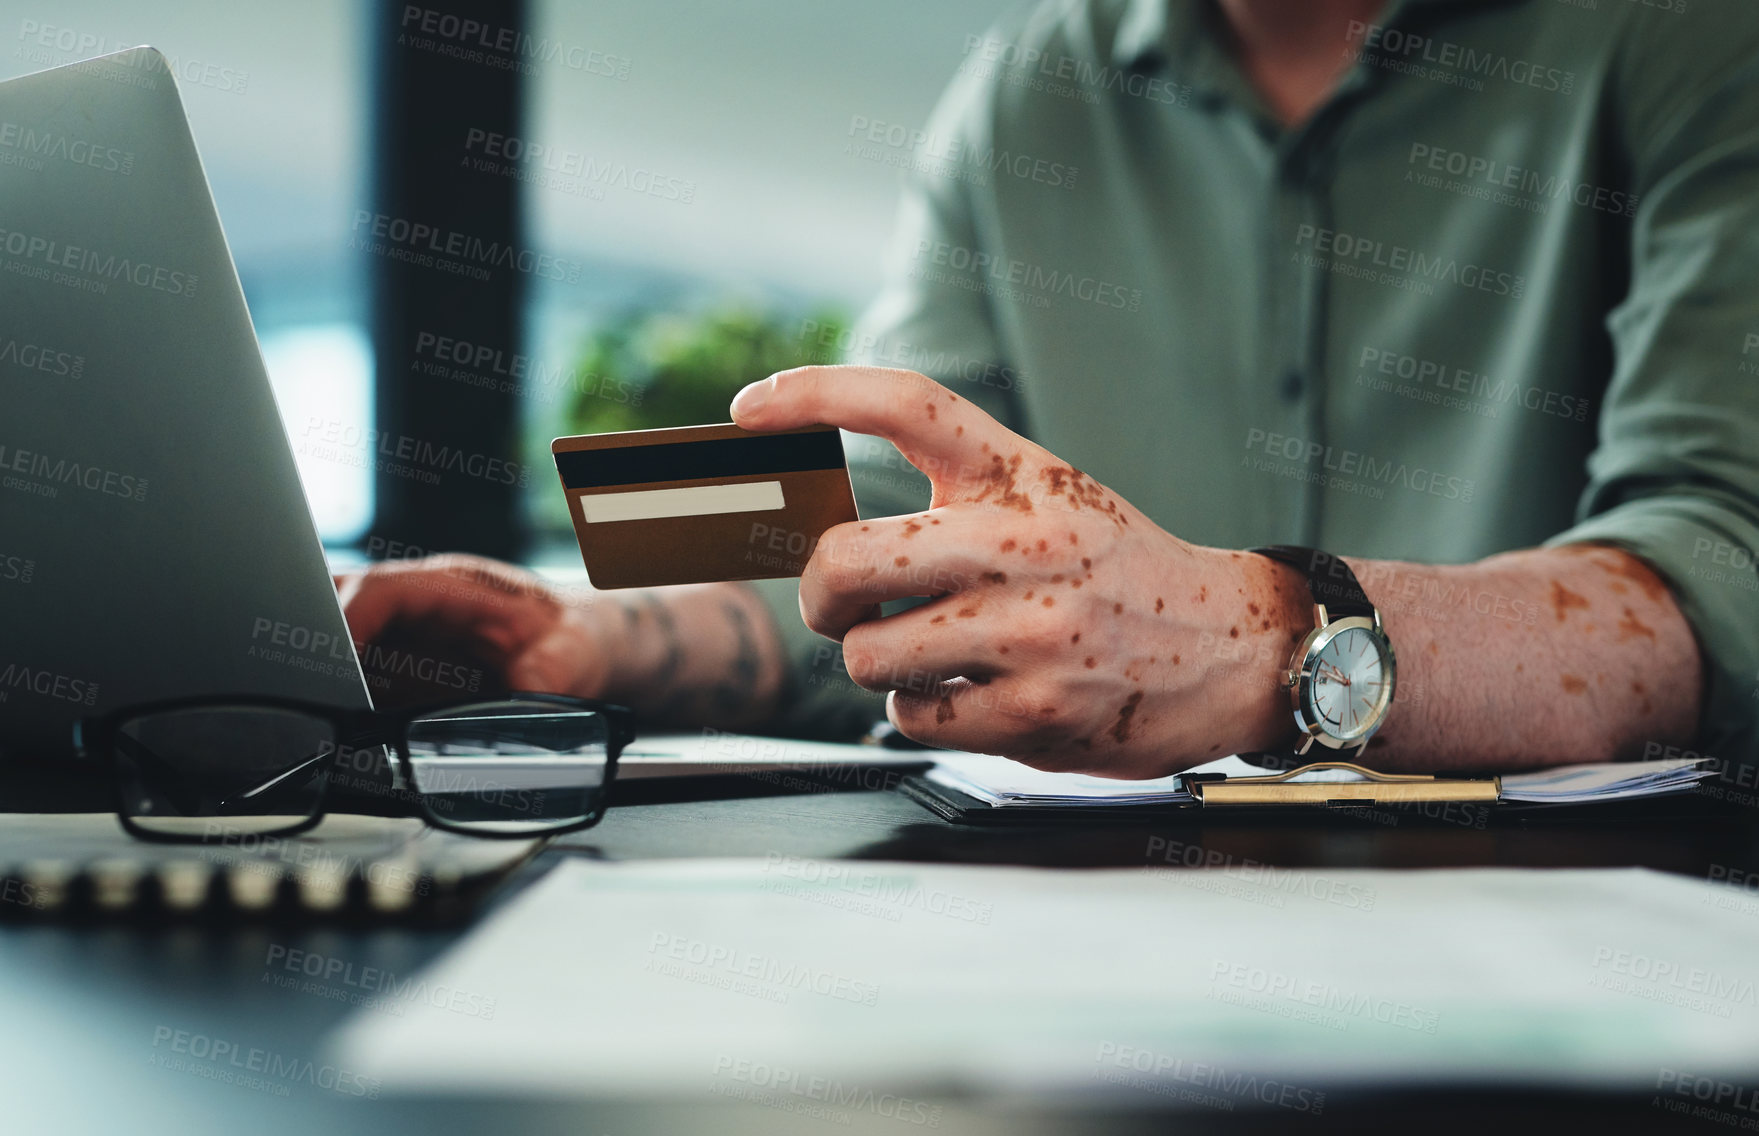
[630,587,773,727]
[641,592,684,697]
[708,598,762,719]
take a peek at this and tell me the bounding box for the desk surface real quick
[4,783,1753,1135]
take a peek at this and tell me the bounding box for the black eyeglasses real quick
[73,693,634,842]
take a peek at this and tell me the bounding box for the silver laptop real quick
[0,48,372,777]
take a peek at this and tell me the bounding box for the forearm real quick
[593,582,790,730]
[1322,544,1703,770]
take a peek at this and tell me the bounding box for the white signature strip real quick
[577,480,786,524]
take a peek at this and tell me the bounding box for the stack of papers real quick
[927,753,1252,807]
[1498,758,1715,803]
[924,753,1713,809]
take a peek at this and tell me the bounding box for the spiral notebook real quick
[0,814,540,923]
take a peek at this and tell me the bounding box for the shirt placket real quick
[1178,11,1375,548]
[1273,133,1340,547]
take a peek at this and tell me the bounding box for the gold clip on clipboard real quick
[1186,761,1502,808]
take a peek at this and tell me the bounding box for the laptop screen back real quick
[0,48,371,786]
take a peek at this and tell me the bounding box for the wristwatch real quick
[1251,545,1397,758]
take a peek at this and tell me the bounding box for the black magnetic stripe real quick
[554,430,845,489]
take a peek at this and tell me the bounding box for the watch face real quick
[1305,624,1393,743]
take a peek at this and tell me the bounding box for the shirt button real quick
[1280,371,1306,402]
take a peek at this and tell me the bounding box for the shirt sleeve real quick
[1544,21,1759,769]
[752,60,1023,739]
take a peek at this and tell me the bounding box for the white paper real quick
[329,859,1759,1099]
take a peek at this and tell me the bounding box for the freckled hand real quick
[727,363,1299,776]
[729,365,1149,745]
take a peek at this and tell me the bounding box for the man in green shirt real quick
[339,0,1759,774]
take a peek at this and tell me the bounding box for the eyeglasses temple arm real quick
[227,749,331,804]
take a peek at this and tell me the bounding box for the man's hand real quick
[733,366,1309,775]
[334,555,615,705]
[334,554,788,727]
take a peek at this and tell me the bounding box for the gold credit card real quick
[552,423,859,589]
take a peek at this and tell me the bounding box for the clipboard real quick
[901,752,1715,826]
[1183,761,1502,808]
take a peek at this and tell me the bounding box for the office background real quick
[3,0,1020,554]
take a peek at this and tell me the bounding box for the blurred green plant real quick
[562,305,850,435]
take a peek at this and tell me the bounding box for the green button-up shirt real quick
[759,0,1759,765]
